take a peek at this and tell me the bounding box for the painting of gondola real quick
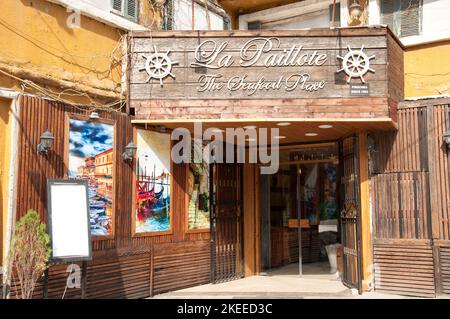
[135,130,171,233]
[68,118,115,236]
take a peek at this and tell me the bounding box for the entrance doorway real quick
[210,163,244,284]
[259,138,362,292]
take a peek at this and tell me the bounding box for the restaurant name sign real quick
[190,38,328,96]
[131,33,384,100]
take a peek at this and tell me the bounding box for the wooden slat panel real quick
[152,242,210,295]
[374,243,435,298]
[371,172,430,240]
[86,253,151,299]
[133,97,391,121]
[439,246,450,295]
[371,107,427,174]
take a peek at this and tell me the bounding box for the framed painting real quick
[66,114,116,238]
[133,129,173,236]
[185,141,210,233]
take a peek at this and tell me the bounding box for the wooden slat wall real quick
[372,172,430,240]
[371,107,428,174]
[8,96,211,298]
[373,241,435,298]
[439,246,450,294]
[371,105,436,297]
[152,241,210,295]
[427,104,450,241]
[85,253,150,299]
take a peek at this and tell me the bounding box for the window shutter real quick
[125,0,138,21]
[400,0,421,37]
[329,2,341,27]
[111,0,123,13]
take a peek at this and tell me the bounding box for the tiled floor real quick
[152,262,412,299]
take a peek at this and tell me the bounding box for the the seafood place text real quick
[191,37,327,95]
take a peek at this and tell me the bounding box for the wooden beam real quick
[358,132,373,292]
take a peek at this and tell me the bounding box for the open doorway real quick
[260,143,341,278]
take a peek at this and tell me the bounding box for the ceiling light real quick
[274,136,286,139]
[246,138,256,142]
[318,125,333,129]
[305,133,318,137]
[277,122,291,127]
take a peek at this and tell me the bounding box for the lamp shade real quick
[123,141,138,161]
[350,1,363,18]
[40,130,54,148]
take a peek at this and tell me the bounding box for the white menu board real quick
[47,180,92,262]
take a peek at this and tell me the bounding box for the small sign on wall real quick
[350,84,370,96]
[47,179,92,263]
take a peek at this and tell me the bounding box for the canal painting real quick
[68,118,114,236]
[135,129,171,233]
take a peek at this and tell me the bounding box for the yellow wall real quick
[0,97,12,266]
[0,0,125,104]
[405,40,450,98]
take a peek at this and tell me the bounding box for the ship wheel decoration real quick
[139,46,179,86]
[337,45,375,83]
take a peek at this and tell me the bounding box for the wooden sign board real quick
[129,28,403,122]
[47,179,92,263]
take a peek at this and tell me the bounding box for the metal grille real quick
[210,163,244,284]
[339,136,362,293]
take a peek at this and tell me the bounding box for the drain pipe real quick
[0,89,20,299]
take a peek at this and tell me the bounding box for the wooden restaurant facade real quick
[4,26,450,298]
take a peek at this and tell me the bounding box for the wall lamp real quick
[349,1,363,19]
[123,141,137,162]
[37,130,54,155]
[444,129,450,150]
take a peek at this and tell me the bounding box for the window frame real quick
[110,0,139,22]
[380,0,423,39]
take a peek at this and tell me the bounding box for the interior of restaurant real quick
[259,143,341,277]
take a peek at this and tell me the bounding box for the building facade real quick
[1,0,450,299]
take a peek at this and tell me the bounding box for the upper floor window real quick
[381,0,422,38]
[111,0,139,22]
[163,0,229,30]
